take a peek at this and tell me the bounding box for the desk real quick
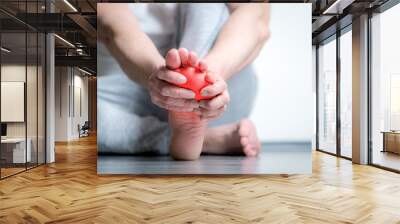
[382,131,400,154]
[1,138,31,163]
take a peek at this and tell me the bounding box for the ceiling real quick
[311,0,392,44]
[0,0,396,74]
[0,0,97,73]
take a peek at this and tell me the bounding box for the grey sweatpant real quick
[98,4,257,155]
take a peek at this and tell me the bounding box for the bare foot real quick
[169,111,206,160]
[166,48,207,160]
[203,119,261,157]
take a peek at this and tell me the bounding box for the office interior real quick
[0,0,399,222]
[0,0,97,179]
[314,0,400,172]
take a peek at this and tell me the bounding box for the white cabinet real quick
[1,138,32,163]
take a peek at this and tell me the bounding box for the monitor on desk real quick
[1,123,7,138]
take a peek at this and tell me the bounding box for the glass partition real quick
[1,30,28,177]
[27,31,38,169]
[0,1,46,179]
[26,0,43,169]
[339,29,352,158]
[317,37,337,154]
[38,32,45,165]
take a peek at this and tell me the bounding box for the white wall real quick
[1,65,41,138]
[72,73,89,138]
[250,3,312,143]
[55,67,69,141]
[1,63,46,163]
[55,67,89,141]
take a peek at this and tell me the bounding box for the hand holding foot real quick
[147,49,199,112]
[196,71,230,120]
[164,48,208,160]
[163,48,234,160]
[167,48,230,121]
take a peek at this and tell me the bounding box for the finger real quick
[178,48,189,66]
[202,109,226,119]
[199,91,229,110]
[198,60,208,72]
[160,84,196,99]
[152,95,195,112]
[200,81,227,98]
[165,49,181,69]
[196,106,226,119]
[151,79,198,107]
[148,78,165,96]
[150,85,197,111]
[148,76,165,95]
[157,69,186,85]
[154,79,195,99]
[151,79,189,99]
[194,105,226,116]
[165,105,195,112]
[188,51,199,67]
[164,97,199,108]
[150,93,168,109]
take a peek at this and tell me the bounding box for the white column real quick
[352,14,369,164]
[46,33,55,163]
[312,45,317,150]
[45,0,55,163]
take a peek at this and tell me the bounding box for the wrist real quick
[145,59,165,87]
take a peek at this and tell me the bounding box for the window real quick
[318,37,337,154]
[339,29,352,158]
[370,2,400,171]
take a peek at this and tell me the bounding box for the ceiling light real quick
[76,48,85,55]
[78,67,92,76]
[322,0,355,15]
[1,47,11,53]
[63,0,78,12]
[54,34,75,48]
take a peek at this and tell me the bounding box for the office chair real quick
[79,121,90,138]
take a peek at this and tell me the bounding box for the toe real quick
[240,136,249,146]
[166,49,181,69]
[239,119,251,136]
[178,48,189,66]
[244,145,256,157]
[189,51,199,67]
[199,60,208,72]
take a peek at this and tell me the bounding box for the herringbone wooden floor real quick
[1,135,400,224]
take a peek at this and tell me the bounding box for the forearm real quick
[98,4,164,87]
[203,3,270,80]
